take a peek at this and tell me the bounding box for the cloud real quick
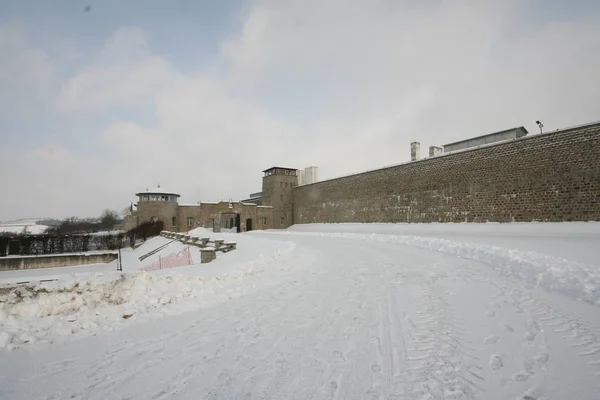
[0,22,58,118]
[222,0,600,149]
[1,0,600,220]
[55,27,175,114]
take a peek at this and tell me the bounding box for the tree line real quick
[43,209,123,235]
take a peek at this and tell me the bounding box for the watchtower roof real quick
[263,166,298,177]
[262,166,298,173]
[135,185,180,197]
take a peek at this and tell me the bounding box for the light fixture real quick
[536,120,544,134]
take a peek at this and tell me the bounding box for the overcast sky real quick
[1,0,599,221]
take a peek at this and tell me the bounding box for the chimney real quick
[410,142,420,161]
[429,146,443,157]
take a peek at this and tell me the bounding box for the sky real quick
[0,0,599,221]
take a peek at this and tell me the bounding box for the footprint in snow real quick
[513,371,530,382]
[484,335,500,345]
[490,354,504,370]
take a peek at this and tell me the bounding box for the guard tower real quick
[135,186,181,231]
[262,167,297,228]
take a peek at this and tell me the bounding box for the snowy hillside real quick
[0,220,49,235]
[1,223,600,399]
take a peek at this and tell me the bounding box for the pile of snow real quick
[276,224,600,305]
[0,233,296,349]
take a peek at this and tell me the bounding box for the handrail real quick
[138,239,178,261]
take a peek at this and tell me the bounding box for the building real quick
[262,167,298,228]
[297,169,305,186]
[240,192,263,205]
[124,186,274,232]
[303,166,318,185]
[296,166,319,186]
[442,126,528,153]
[124,120,600,232]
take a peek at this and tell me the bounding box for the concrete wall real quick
[293,122,600,224]
[0,253,118,271]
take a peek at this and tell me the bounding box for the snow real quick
[0,223,48,235]
[1,222,600,399]
[0,229,296,349]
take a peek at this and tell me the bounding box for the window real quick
[263,217,267,226]
[172,217,177,227]
[187,217,193,227]
[280,217,284,226]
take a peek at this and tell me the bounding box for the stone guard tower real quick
[135,186,181,231]
[262,167,297,229]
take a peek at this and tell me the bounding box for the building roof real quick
[262,166,298,172]
[135,186,180,197]
[443,126,528,147]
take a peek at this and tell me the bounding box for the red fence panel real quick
[140,246,192,271]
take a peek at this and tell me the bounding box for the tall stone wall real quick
[292,123,600,223]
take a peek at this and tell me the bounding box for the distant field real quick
[0,219,49,235]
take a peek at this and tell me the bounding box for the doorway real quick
[221,212,241,233]
[246,218,252,231]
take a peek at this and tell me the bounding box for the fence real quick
[140,247,192,271]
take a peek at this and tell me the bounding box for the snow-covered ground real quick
[1,223,600,399]
[0,222,48,235]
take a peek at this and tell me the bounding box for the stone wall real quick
[262,171,298,228]
[0,253,118,271]
[293,122,600,223]
[176,202,274,232]
[137,201,179,230]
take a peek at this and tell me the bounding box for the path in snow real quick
[1,229,600,399]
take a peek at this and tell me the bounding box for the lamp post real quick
[536,120,544,134]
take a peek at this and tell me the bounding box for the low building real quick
[240,191,263,205]
[124,186,273,233]
[443,126,528,153]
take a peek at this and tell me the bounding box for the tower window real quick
[172,217,177,227]
[263,217,267,226]
[280,217,284,226]
[187,217,193,227]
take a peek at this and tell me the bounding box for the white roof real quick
[136,186,180,196]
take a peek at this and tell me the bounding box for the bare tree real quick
[99,209,119,230]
